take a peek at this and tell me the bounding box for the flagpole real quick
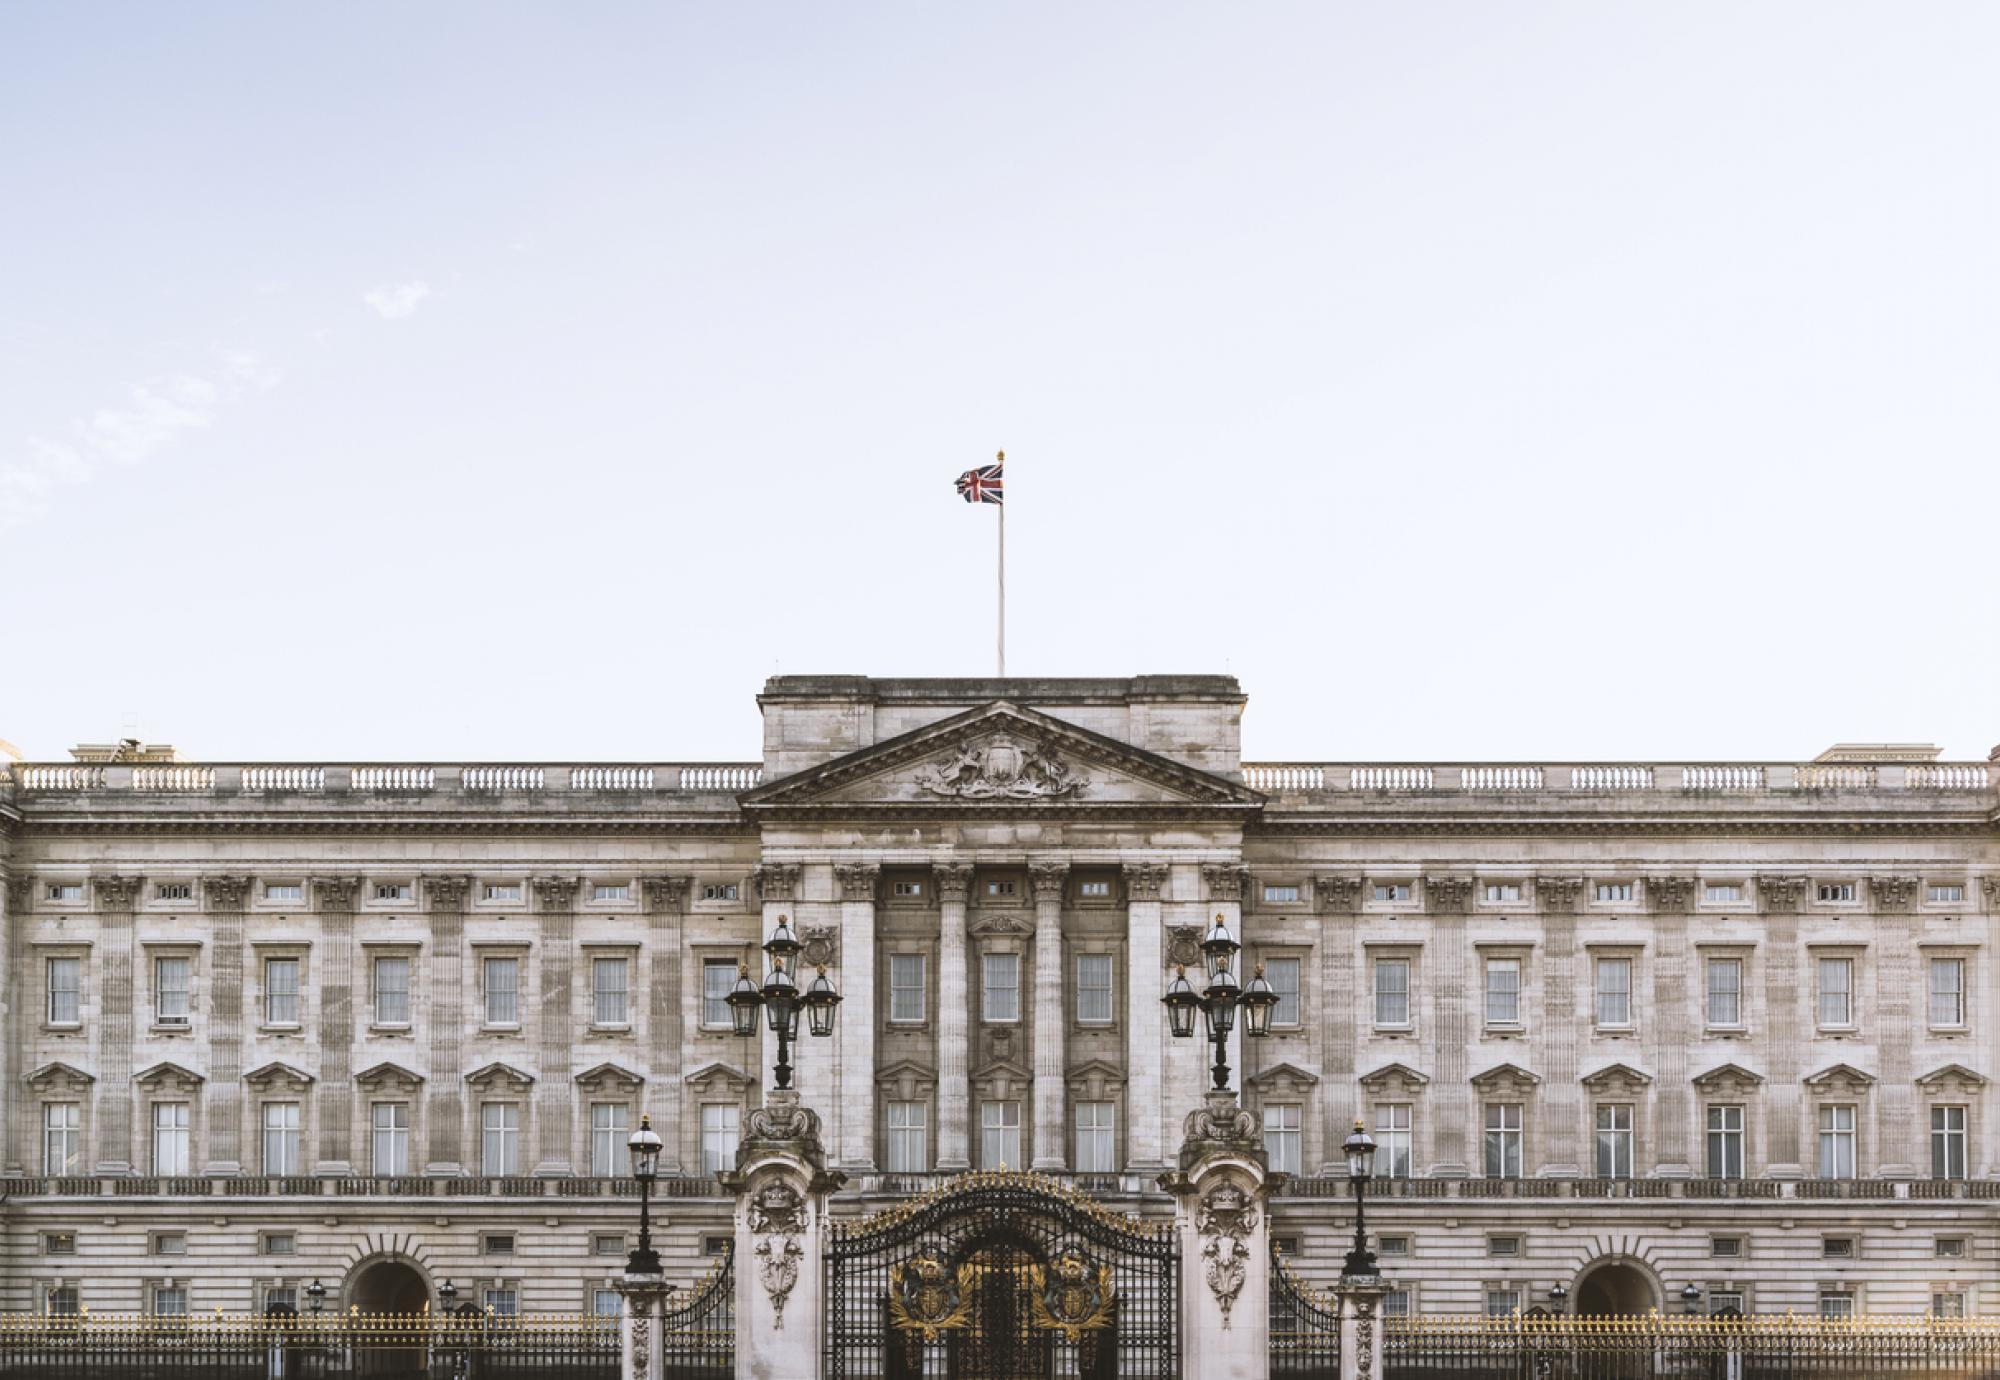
[996,449,1006,677]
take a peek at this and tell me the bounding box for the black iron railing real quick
[660,1240,735,1380]
[1268,1246,1341,1378]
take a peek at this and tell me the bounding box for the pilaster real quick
[201,874,250,1176]
[834,863,880,1171]
[933,862,973,1170]
[1422,875,1473,1176]
[642,875,691,1174]
[1315,877,1364,1177]
[533,875,580,1175]
[1646,876,1696,1176]
[1030,861,1069,1170]
[0,872,20,1176]
[1124,861,1168,1170]
[1536,876,1583,1177]
[91,874,143,1174]
[1871,875,1920,1176]
[1162,1093,1270,1380]
[1757,875,1807,1177]
[423,874,470,1175]
[312,876,360,1175]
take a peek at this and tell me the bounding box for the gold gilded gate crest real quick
[887,1256,976,1341]
[1028,1254,1116,1342]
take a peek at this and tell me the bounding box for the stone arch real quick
[347,1254,433,1315]
[1572,1255,1662,1316]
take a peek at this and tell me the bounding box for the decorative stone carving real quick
[1315,876,1365,915]
[532,875,580,910]
[747,1178,808,1328]
[1869,875,1920,913]
[311,876,361,911]
[92,874,143,909]
[354,1062,425,1094]
[1803,1062,1876,1096]
[834,864,879,904]
[1180,1091,1262,1169]
[1423,875,1473,915]
[1468,1063,1541,1095]
[423,875,470,910]
[1201,864,1248,902]
[1194,1180,1258,1328]
[574,1062,645,1095]
[1915,1063,1988,1096]
[631,1312,649,1378]
[752,864,799,903]
[932,863,974,903]
[1691,1062,1764,1094]
[1122,862,1167,902]
[1355,1291,1379,1379]
[801,925,839,968]
[913,734,1088,800]
[1029,862,1069,902]
[135,1061,205,1094]
[742,1092,827,1163]
[464,1061,536,1093]
[1985,876,2000,911]
[1756,875,1808,913]
[640,874,691,911]
[1357,1062,1430,1096]
[968,912,1030,937]
[1645,876,1697,912]
[1534,876,1585,914]
[244,1061,315,1093]
[1165,925,1203,969]
[24,1061,96,1093]
[203,875,251,910]
[1579,1063,1653,1095]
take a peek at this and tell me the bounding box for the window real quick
[373,957,411,1026]
[1822,1239,1855,1260]
[264,1286,297,1313]
[1075,1102,1116,1172]
[1819,1292,1855,1321]
[263,1232,297,1255]
[1933,1292,1966,1319]
[1704,883,1743,903]
[46,883,83,902]
[591,1290,622,1318]
[1484,884,1521,903]
[1705,1104,1745,1179]
[1375,1104,1412,1179]
[701,1104,739,1175]
[1382,1290,1411,1318]
[981,1101,1021,1169]
[702,883,738,901]
[484,1234,515,1256]
[1485,1289,1522,1317]
[1483,1103,1522,1179]
[152,1231,186,1256]
[887,1101,927,1172]
[483,883,522,902]
[47,1286,79,1316]
[1817,883,1856,903]
[1816,957,1854,1027]
[1271,1236,1298,1256]
[1594,958,1632,1027]
[1373,958,1411,1027]
[1488,1235,1521,1258]
[264,958,300,1025]
[1076,954,1114,1025]
[1935,1237,1967,1259]
[1931,1106,1967,1180]
[484,1289,518,1317]
[484,957,520,1025]
[263,1102,301,1175]
[1709,1292,1745,1317]
[593,884,629,902]
[375,883,411,901]
[1263,1104,1302,1175]
[1595,882,1632,902]
[1483,958,1521,1026]
[1929,885,1966,903]
[1265,957,1301,1026]
[155,957,192,1023]
[593,957,630,1025]
[1379,1236,1410,1258]
[157,882,192,900]
[593,1234,626,1257]
[1373,883,1411,902]
[1262,884,1300,903]
[702,1235,730,1257]
[44,1231,77,1256]
[889,953,926,1023]
[152,1102,191,1174]
[481,1103,520,1175]
[153,1286,188,1317]
[1929,959,1966,1027]
[46,957,81,1025]
[590,1103,630,1177]
[1705,958,1743,1027]
[702,959,738,1028]
[1078,880,1111,898]
[1711,1237,1744,1259]
[43,1103,80,1175]
[985,879,1017,898]
[1595,1104,1633,1179]
[368,1101,409,1175]
[982,953,1019,1022]
[892,880,924,898]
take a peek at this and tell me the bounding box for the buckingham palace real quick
[2,674,1995,1324]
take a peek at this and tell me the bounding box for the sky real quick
[2,4,1995,766]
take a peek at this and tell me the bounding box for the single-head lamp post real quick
[625,1113,664,1275]
[1341,1120,1379,1278]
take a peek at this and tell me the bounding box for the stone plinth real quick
[615,1270,671,1380]
[721,1090,846,1380]
[1161,1091,1271,1380]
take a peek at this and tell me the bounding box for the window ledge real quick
[150,1023,194,1035]
[260,1024,303,1034]
[41,1022,84,1034]
[589,1024,633,1035]
[368,1023,412,1035]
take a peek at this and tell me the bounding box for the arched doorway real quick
[347,1258,432,1379]
[1574,1259,1659,1316]
[349,1257,431,1314]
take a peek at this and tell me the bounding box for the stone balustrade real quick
[1268,1176,2000,1200]
[3,1173,720,1199]
[1242,759,1997,796]
[5,761,764,800]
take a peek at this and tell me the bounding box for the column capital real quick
[1756,874,1808,914]
[422,874,470,910]
[1869,875,1920,913]
[1201,864,1249,902]
[1122,861,1168,902]
[1534,876,1585,915]
[752,863,800,903]
[1029,862,1069,903]
[1315,875,1365,915]
[202,875,251,911]
[91,873,144,909]
[311,876,361,912]
[532,875,581,911]
[834,863,880,904]
[641,874,692,911]
[1984,876,2000,911]
[1644,875,1696,912]
[932,862,974,902]
[1423,875,1473,915]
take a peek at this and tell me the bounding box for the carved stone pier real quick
[1160,1091,1272,1380]
[722,1090,845,1380]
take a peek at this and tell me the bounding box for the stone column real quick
[1331,1277,1391,1380]
[1161,1093,1271,1380]
[1030,861,1069,1170]
[423,875,470,1175]
[1125,861,1168,1170]
[642,875,691,1174]
[1536,877,1584,1178]
[614,1270,670,1380]
[1423,876,1473,1176]
[727,1091,844,1380]
[91,875,144,1174]
[834,864,880,1172]
[934,862,974,1170]
[1757,875,1808,1178]
[1647,876,1696,1176]
[203,875,250,1175]
[312,876,361,1175]
[533,875,580,1176]
[1316,877,1364,1177]
[1870,875,1920,1176]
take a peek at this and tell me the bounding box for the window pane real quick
[1076,954,1114,1025]
[1706,959,1741,1026]
[702,960,736,1027]
[265,959,300,1025]
[982,953,1019,1022]
[594,958,630,1025]
[43,1102,80,1175]
[591,1103,629,1177]
[262,1102,300,1175]
[1075,1101,1116,1173]
[889,954,926,1023]
[887,1101,927,1173]
[981,1102,1021,1169]
[156,958,191,1019]
[153,1102,190,1175]
[1262,1104,1301,1175]
[1595,959,1631,1026]
[1817,958,1852,1026]
[374,957,410,1025]
[1929,959,1965,1026]
[1484,960,1520,1024]
[372,1102,409,1176]
[484,958,519,1025]
[481,1103,519,1175]
[1374,1104,1413,1179]
[1374,959,1410,1026]
[1264,957,1301,1026]
[48,958,81,1024]
[701,1104,740,1175]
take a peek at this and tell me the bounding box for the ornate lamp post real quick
[1341,1121,1379,1277]
[1162,915,1275,1091]
[1548,1281,1569,1314]
[306,1279,325,1316]
[725,914,842,1090]
[626,1114,664,1274]
[1681,1283,1705,1316]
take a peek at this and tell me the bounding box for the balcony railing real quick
[7,762,764,797]
[1242,760,1995,796]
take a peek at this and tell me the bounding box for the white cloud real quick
[363,281,432,320]
[81,375,219,464]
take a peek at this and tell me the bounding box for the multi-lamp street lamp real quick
[1161,914,1279,1091]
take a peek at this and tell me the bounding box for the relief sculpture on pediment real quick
[913,734,1089,800]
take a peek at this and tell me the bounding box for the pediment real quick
[135,1061,205,1091]
[1064,1057,1128,1089]
[244,1061,315,1091]
[1580,1062,1653,1092]
[464,1061,535,1092]
[355,1061,425,1092]
[1692,1062,1764,1091]
[1916,1063,1988,1091]
[575,1062,644,1093]
[1358,1062,1430,1092]
[684,1061,755,1094]
[740,701,1263,814]
[1246,1061,1320,1091]
[1470,1062,1540,1091]
[974,1056,1034,1083]
[25,1061,95,1091]
[874,1058,938,1088]
[1803,1062,1876,1092]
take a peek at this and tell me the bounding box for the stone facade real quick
[1,676,1996,1319]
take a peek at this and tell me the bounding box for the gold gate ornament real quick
[1028,1255,1116,1343]
[887,1257,977,1342]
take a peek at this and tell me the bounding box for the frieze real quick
[1423,875,1473,915]
[1122,862,1167,903]
[1756,875,1808,913]
[532,875,581,910]
[968,912,1031,937]
[1201,864,1248,902]
[913,733,1089,801]
[1534,876,1585,914]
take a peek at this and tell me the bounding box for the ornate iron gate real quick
[824,1170,1179,1380]
[1268,1246,1341,1378]
[660,1240,736,1379]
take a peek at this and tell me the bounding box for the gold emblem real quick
[887,1256,977,1341]
[1029,1254,1116,1342]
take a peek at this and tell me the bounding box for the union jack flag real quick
[954,458,1003,505]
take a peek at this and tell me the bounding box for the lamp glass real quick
[1163,967,1201,1038]
[804,966,842,1037]
[725,968,762,1038]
